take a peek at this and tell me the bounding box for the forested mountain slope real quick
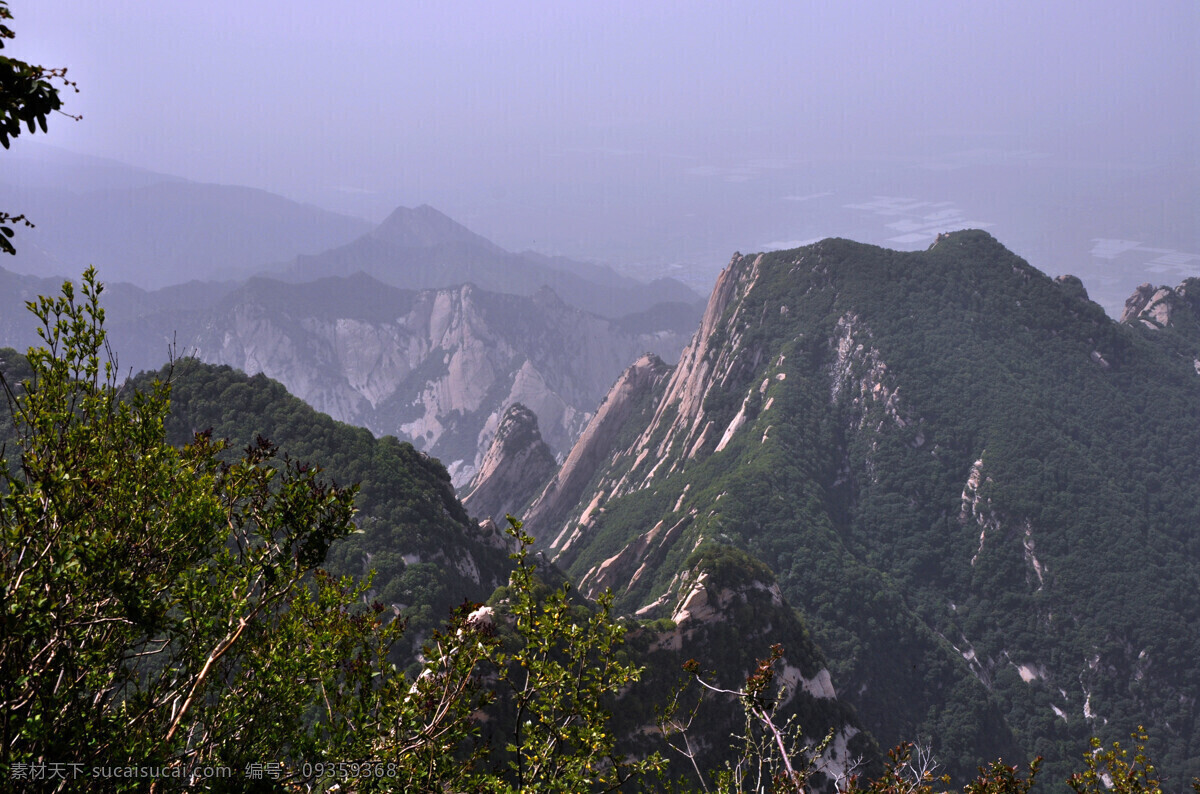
[127,360,517,641]
[2,341,514,643]
[2,340,876,786]
[525,230,1200,784]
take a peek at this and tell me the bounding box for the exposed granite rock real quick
[175,276,694,484]
[1120,282,1180,328]
[629,253,763,478]
[463,403,557,525]
[522,353,672,551]
[577,512,693,597]
[1119,280,1200,357]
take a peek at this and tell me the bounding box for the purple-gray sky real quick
[14,0,1197,187]
[5,0,1199,308]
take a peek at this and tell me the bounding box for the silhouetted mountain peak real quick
[370,204,503,253]
[287,204,701,319]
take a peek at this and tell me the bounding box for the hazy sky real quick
[6,0,1198,301]
[13,1,1196,186]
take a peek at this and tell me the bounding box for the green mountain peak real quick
[526,233,1200,782]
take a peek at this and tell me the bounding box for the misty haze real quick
[3,1,1197,313]
[3,1,1200,790]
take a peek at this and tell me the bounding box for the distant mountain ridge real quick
[2,146,702,315]
[285,204,701,319]
[0,177,373,288]
[0,170,703,479]
[371,203,506,250]
[176,275,696,483]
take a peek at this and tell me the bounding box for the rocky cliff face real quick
[619,545,877,788]
[1120,282,1184,328]
[1118,279,1200,375]
[526,231,1200,782]
[462,403,557,524]
[525,252,781,556]
[524,353,672,550]
[103,274,694,485]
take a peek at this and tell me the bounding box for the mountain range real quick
[0,192,703,481]
[0,144,701,316]
[5,151,1200,785]
[464,230,1200,783]
[0,176,372,288]
[283,203,700,320]
[0,268,699,483]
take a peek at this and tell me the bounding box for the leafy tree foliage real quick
[0,0,79,253]
[491,518,664,792]
[0,276,662,790]
[0,270,359,782]
[669,644,841,794]
[1066,729,1165,794]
